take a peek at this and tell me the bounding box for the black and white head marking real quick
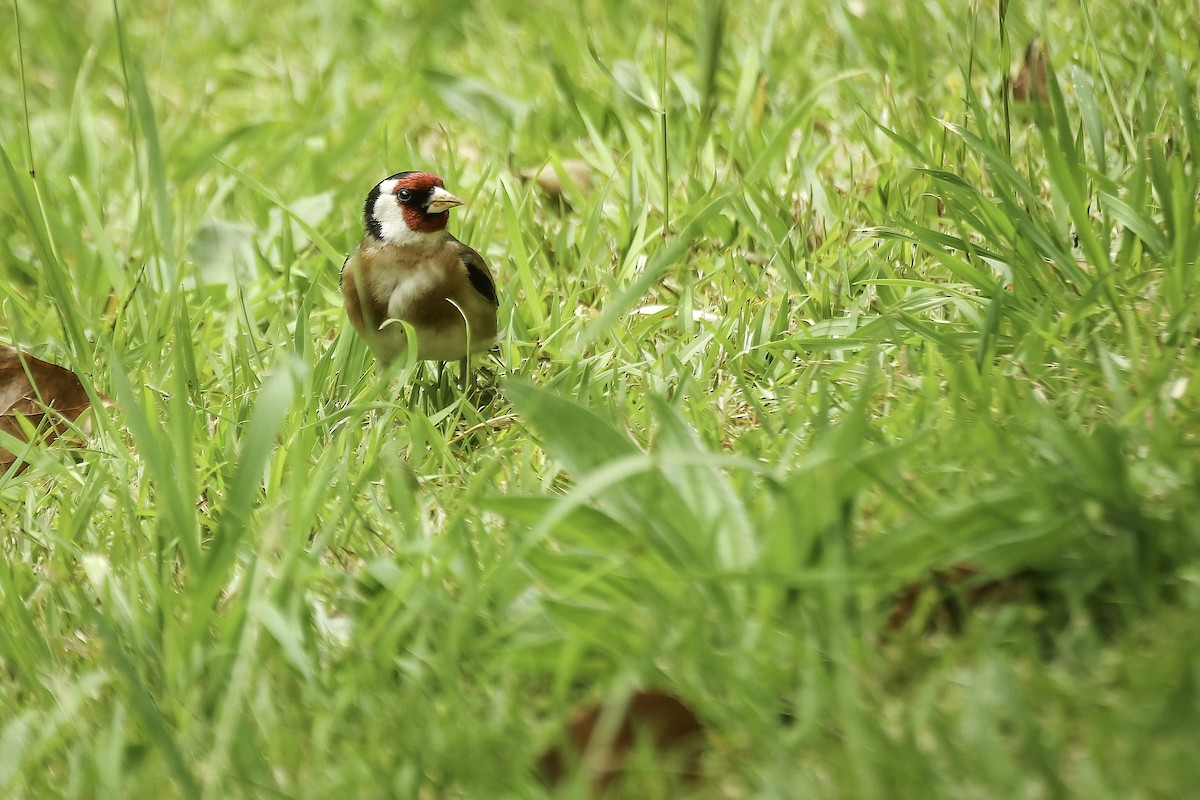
[362,171,462,245]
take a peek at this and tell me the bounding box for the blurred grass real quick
[2,0,1200,797]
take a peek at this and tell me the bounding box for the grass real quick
[2,0,1199,796]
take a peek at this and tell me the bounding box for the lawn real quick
[2,0,1199,797]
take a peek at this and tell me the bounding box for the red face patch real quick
[394,172,450,233]
[393,172,445,194]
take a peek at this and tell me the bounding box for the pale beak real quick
[426,186,464,214]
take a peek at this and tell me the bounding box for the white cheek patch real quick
[372,188,426,247]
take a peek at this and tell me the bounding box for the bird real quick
[340,171,499,388]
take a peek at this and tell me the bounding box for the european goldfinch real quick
[341,171,499,385]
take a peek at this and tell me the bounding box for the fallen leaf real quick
[0,346,93,472]
[538,689,705,794]
[521,159,594,206]
[886,563,1036,632]
[1011,37,1049,104]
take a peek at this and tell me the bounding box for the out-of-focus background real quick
[2,0,1199,796]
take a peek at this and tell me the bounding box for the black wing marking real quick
[460,246,499,307]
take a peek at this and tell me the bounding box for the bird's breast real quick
[358,242,459,328]
[382,264,452,326]
[348,237,497,362]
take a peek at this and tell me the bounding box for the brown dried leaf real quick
[538,689,705,794]
[0,346,93,471]
[520,159,595,206]
[1011,37,1049,104]
[886,563,1036,632]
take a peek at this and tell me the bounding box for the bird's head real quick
[363,171,463,244]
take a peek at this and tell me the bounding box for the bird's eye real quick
[397,188,412,202]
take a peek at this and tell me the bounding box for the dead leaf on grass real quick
[1011,37,1049,104]
[886,563,1036,632]
[520,159,595,207]
[0,346,94,472]
[538,689,706,795]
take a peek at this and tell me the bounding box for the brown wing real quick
[455,240,498,307]
[341,248,388,335]
[341,254,365,336]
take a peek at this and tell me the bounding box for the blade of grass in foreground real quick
[107,347,203,573]
[198,360,299,612]
[85,602,202,800]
